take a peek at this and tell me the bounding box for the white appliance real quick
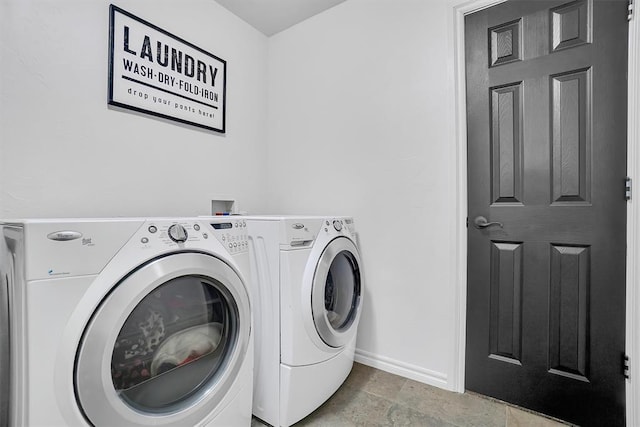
[0,217,253,427]
[246,216,363,427]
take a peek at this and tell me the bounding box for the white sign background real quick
[108,5,226,133]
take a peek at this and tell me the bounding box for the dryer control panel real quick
[320,217,356,238]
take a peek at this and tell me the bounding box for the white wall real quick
[1,0,463,392]
[0,0,268,218]
[267,0,460,388]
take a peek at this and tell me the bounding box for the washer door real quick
[311,237,362,348]
[75,252,250,427]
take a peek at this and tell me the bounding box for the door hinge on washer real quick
[623,354,630,379]
[625,177,632,201]
[630,0,634,21]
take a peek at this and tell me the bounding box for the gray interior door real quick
[0,259,9,427]
[465,0,628,425]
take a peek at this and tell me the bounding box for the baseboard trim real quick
[354,348,450,390]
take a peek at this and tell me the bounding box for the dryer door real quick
[75,252,250,427]
[311,237,362,348]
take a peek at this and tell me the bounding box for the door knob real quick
[473,216,503,229]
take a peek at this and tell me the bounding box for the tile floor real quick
[251,363,572,427]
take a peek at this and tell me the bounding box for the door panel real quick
[490,83,523,204]
[489,241,523,363]
[551,68,591,204]
[465,0,628,425]
[548,244,590,381]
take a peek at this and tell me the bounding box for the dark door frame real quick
[450,0,640,424]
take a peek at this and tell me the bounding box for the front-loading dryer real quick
[246,216,363,427]
[0,217,252,427]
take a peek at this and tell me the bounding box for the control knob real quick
[168,224,188,243]
[333,220,343,231]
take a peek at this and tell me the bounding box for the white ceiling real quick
[214,0,347,36]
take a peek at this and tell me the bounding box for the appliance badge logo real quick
[82,237,94,246]
[48,269,70,276]
[47,230,82,241]
[292,223,305,230]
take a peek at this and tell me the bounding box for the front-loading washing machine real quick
[246,216,363,427]
[0,217,252,426]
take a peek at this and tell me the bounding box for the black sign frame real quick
[108,5,227,133]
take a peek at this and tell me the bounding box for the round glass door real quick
[75,252,251,427]
[312,237,362,348]
[111,275,237,412]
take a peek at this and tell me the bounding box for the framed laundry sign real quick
[108,5,226,133]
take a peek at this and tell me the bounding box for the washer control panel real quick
[140,221,203,247]
[137,219,248,254]
[209,218,248,254]
[168,223,188,243]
